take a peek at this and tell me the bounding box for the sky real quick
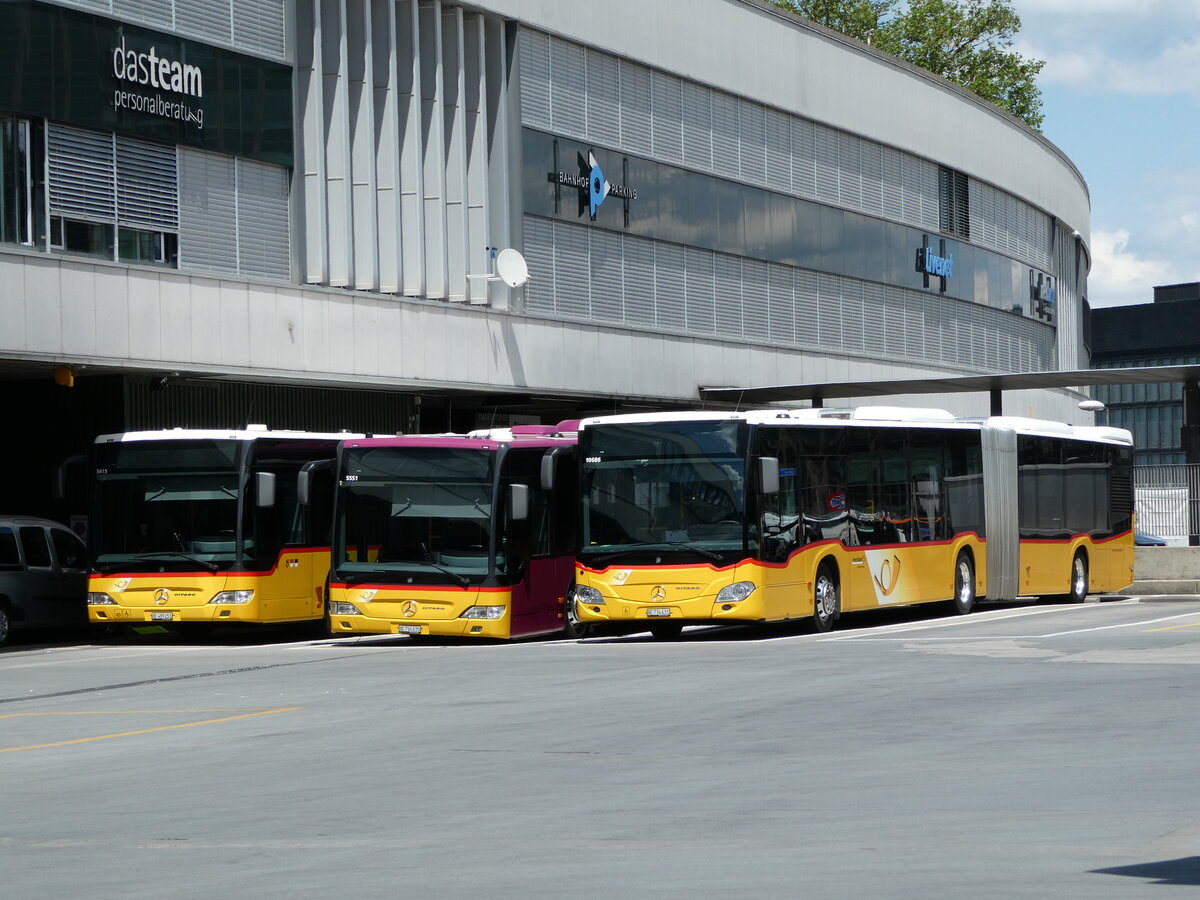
[1007,1,1200,307]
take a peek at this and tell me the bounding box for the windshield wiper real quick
[99,552,220,572]
[582,548,654,567]
[668,542,724,563]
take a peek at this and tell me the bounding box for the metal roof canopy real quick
[700,364,1200,415]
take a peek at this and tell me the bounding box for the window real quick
[50,528,87,571]
[938,165,970,239]
[18,526,52,569]
[0,527,19,569]
[0,114,32,245]
[47,123,178,266]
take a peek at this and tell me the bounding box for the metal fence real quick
[1134,464,1200,544]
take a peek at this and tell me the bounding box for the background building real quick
[2,0,1093,521]
[1091,283,1200,466]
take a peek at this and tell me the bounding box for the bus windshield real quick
[580,421,747,564]
[91,440,244,572]
[336,447,497,584]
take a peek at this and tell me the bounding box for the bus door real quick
[756,429,804,620]
[248,467,319,622]
[502,448,570,637]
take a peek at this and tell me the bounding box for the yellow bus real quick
[85,427,359,632]
[572,407,1135,638]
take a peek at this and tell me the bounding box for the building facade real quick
[2,0,1093,519]
[1092,284,1200,466]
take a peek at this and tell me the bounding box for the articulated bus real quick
[323,423,584,639]
[86,427,360,630]
[572,407,1135,638]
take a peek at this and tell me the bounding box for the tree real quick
[772,0,1045,130]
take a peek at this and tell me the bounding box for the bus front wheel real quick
[950,551,976,615]
[813,564,840,633]
[562,588,591,639]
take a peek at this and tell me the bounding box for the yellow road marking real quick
[1146,622,1200,633]
[0,707,300,753]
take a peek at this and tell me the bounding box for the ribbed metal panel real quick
[650,70,683,165]
[837,132,862,211]
[236,159,291,279]
[765,262,793,345]
[684,246,716,335]
[981,425,1019,600]
[586,48,621,150]
[791,117,816,199]
[125,379,415,434]
[623,233,656,327]
[113,0,172,29]
[518,29,551,129]
[232,0,287,60]
[116,137,178,230]
[554,224,590,320]
[710,90,739,180]
[713,253,743,339]
[654,242,686,331]
[176,0,233,46]
[521,216,556,316]
[549,37,586,139]
[618,61,652,157]
[590,229,625,324]
[681,80,712,171]
[178,148,238,273]
[738,100,765,185]
[48,124,115,221]
[813,124,839,205]
[859,139,883,217]
[764,107,790,194]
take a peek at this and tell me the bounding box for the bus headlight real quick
[461,605,506,620]
[330,601,362,616]
[574,585,604,606]
[87,592,116,605]
[209,590,254,605]
[715,582,756,603]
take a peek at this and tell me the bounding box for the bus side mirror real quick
[540,446,573,491]
[55,454,87,501]
[760,457,780,495]
[509,483,530,521]
[298,459,334,506]
[256,472,277,508]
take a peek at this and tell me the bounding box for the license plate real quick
[150,611,175,621]
[397,624,423,635]
[646,608,672,617]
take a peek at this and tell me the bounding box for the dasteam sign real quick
[112,36,205,129]
[0,2,293,165]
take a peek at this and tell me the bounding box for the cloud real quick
[1012,2,1200,98]
[1087,229,1180,307]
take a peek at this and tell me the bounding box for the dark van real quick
[0,516,88,645]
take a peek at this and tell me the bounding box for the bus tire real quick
[950,550,976,615]
[648,621,683,640]
[562,587,591,639]
[1066,550,1089,603]
[813,562,840,633]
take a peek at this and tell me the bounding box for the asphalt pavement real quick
[3,596,1200,898]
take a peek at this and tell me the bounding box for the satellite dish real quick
[495,248,530,288]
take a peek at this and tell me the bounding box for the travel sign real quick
[916,236,953,293]
[549,148,637,222]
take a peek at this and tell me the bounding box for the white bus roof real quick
[579,408,1134,445]
[95,425,365,444]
